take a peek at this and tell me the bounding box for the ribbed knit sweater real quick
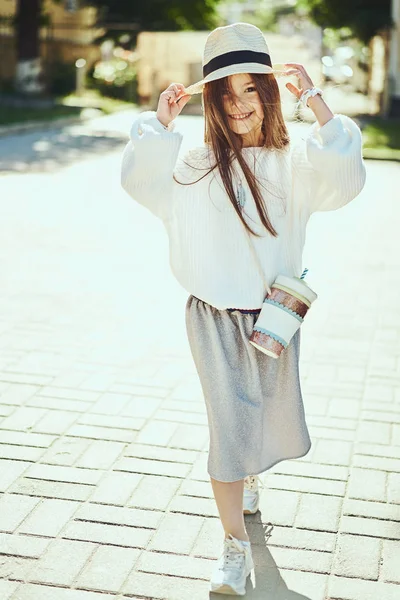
[121,110,366,309]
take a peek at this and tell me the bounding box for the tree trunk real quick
[15,0,45,94]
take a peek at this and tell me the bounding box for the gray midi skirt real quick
[185,294,312,482]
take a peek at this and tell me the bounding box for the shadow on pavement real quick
[0,126,127,174]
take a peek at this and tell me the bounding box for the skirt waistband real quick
[191,295,261,314]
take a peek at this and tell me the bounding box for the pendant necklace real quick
[236,179,246,211]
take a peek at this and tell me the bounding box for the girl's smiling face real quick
[222,73,264,141]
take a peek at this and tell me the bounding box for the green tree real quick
[297,0,392,43]
[12,0,222,95]
[88,0,220,31]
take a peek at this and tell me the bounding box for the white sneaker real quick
[243,475,264,514]
[210,533,254,596]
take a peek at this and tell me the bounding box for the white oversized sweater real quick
[121,110,366,309]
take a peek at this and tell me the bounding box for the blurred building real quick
[0,0,103,87]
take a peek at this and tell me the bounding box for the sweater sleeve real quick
[120,110,183,221]
[291,113,367,214]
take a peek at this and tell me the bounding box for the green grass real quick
[362,117,400,161]
[0,105,82,126]
[0,90,134,127]
[59,90,134,114]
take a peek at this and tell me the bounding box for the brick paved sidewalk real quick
[0,116,399,600]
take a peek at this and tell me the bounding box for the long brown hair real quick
[174,72,290,237]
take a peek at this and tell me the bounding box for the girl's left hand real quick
[283,63,314,101]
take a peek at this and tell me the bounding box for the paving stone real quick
[279,569,328,600]
[120,395,162,419]
[357,421,392,444]
[191,517,224,559]
[393,424,400,445]
[109,382,170,397]
[66,423,137,443]
[25,463,103,485]
[26,396,91,413]
[270,460,349,481]
[124,442,198,464]
[62,519,152,548]
[259,489,300,527]
[155,408,208,426]
[381,539,400,583]
[388,472,400,504]
[265,473,346,497]
[0,430,56,447]
[128,474,181,510]
[308,425,355,441]
[18,498,79,537]
[169,494,219,517]
[343,498,400,522]
[122,569,209,600]
[362,410,400,424]
[79,372,117,392]
[33,410,80,435]
[78,412,143,431]
[0,493,40,532]
[11,478,95,501]
[268,545,332,574]
[0,406,47,431]
[169,423,209,451]
[148,512,204,553]
[246,524,336,553]
[307,415,358,430]
[75,502,162,529]
[340,516,400,540]
[75,440,124,470]
[328,398,361,419]
[328,575,400,600]
[347,468,387,501]
[77,545,140,593]
[88,392,129,415]
[136,549,213,580]
[332,533,380,580]
[179,478,213,498]
[0,443,45,461]
[0,580,18,600]
[0,459,30,492]
[37,387,99,402]
[295,493,343,532]
[0,384,39,406]
[0,403,15,417]
[26,539,97,587]
[135,419,178,446]
[354,453,400,473]
[0,532,50,558]
[40,437,92,466]
[115,456,191,478]
[312,439,353,466]
[90,471,142,506]
[0,555,36,582]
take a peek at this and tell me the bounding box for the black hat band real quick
[203,49,272,78]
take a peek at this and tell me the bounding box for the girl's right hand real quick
[156,83,191,128]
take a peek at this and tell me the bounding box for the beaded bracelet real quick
[299,87,323,108]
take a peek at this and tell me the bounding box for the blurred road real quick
[0,112,399,600]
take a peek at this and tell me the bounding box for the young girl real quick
[121,22,366,597]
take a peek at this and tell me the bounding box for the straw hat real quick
[184,22,286,95]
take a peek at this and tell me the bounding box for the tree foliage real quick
[297,0,392,43]
[84,0,221,31]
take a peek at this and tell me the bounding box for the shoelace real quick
[221,538,246,570]
[244,475,265,492]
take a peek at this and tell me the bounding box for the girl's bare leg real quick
[210,477,250,542]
